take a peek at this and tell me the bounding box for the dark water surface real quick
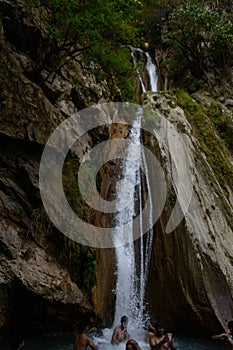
[0,332,228,350]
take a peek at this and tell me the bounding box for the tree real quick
[161,2,233,77]
[28,0,144,80]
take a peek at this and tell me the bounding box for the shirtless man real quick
[74,324,98,350]
[145,320,158,343]
[149,324,176,350]
[111,316,130,344]
[212,320,233,348]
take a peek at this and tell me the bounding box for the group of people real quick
[74,317,233,350]
[74,316,177,350]
[10,316,233,349]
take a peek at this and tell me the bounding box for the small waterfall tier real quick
[128,45,158,93]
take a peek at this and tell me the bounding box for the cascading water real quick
[110,48,157,334]
[129,46,147,93]
[129,46,158,93]
[94,47,158,349]
[112,110,154,337]
[145,52,158,92]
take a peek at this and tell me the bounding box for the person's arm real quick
[211,333,228,340]
[124,329,130,341]
[85,327,97,335]
[168,340,177,350]
[148,324,156,333]
[87,336,98,350]
[111,327,118,344]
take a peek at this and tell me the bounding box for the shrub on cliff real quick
[162,2,233,77]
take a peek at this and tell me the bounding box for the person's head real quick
[154,323,164,336]
[228,320,233,333]
[78,322,89,334]
[126,339,138,350]
[121,316,128,329]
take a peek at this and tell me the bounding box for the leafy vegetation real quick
[142,0,233,90]
[27,0,146,100]
[162,3,233,72]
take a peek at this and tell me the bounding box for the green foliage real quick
[206,102,233,152]
[28,0,145,100]
[162,2,233,76]
[52,233,97,291]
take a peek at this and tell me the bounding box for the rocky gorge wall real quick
[0,0,233,339]
[0,0,115,334]
[143,92,233,335]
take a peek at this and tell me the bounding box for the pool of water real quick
[0,329,228,350]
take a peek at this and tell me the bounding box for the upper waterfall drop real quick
[129,46,147,93]
[128,46,158,93]
[145,52,158,92]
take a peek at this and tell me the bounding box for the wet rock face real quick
[144,92,233,335]
[0,0,113,332]
[0,132,93,331]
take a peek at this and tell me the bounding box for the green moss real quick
[31,206,96,292]
[31,153,97,293]
[169,188,177,206]
[52,233,97,291]
[173,89,233,194]
[206,102,233,152]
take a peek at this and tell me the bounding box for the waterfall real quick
[129,46,158,93]
[145,52,158,92]
[113,108,154,337]
[129,46,146,93]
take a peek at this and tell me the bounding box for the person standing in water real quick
[74,323,98,350]
[111,316,130,344]
[149,323,176,350]
[145,319,159,343]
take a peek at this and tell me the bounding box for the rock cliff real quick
[0,0,114,334]
[0,0,232,338]
[143,92,233,334]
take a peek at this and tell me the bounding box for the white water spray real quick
[113,108,154,337]
[145,52,158,92]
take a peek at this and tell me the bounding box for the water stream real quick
[112,107,154,337]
